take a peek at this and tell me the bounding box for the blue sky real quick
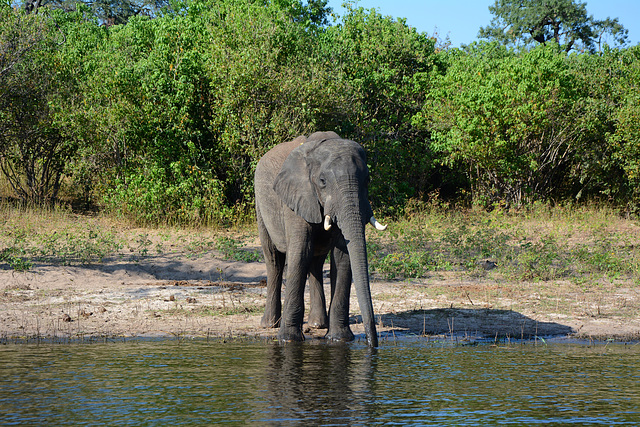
[326,0,640,48]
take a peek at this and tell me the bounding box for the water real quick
[1,339,639,425]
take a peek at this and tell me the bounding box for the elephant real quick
[254,131,386,347]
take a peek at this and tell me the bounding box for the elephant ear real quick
[273,141,323,224]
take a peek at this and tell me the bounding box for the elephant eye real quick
[319,176,326,187]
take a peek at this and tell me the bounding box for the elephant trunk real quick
[337,200,378,348]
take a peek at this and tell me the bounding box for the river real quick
[1,338,639,425]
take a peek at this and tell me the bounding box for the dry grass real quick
[0,201,261,269]
[2,200,639,343]
[367,202,640,285]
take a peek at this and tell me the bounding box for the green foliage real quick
[0,5,78,203]
[103,162,232,226]
[0,247,33,271]
[0,220,122,268]
[418,42,614,207]
[66,0,336,223]
[34,227,122,264]
[605,46,640,210]
[2,0,640,222]
[215,236,262,262]
[514,237,565,280]
[270,0,332,27]
[324,6,442,208]
[53,0,443,223]
[366,204,640,282]
[371,250,432,279]
[479,0,628,52]
[19,0,169,25]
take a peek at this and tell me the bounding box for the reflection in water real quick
[0,340,639,425]
[258,343,376,424]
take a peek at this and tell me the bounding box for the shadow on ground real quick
[371,308,574,340]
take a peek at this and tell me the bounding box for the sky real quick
[326,0,640,48]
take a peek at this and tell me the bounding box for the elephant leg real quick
[326,246,355,342]
[307,254,328,329]
[278,244,313,342]
[261,250,285,328]
[258,216,285,328]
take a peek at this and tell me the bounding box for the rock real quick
[78,309,92,318]
[480,260,497,270]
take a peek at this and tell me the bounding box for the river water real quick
[1,339,639,425]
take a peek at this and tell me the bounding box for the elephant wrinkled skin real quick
[254,132,383,347]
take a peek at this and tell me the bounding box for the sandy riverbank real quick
[2,244,638,344]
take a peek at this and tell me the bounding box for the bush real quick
[71,0,334,223]
[102,161,231,226]
[323,6,443,209]
[3,0,640,219]
[418,42,593,207]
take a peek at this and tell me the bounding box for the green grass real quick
[0,203,123,266]
[0,201,261,269]
[215,236,263,262]
[159,304,264,317]
[2,199,639,289]
[366,202,640,286]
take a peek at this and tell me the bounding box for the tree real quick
[479,0,628,52]
[20,0,169,25]
[71,0,337,224]
[1,3,48,78]
[417,43,597,207]
[270,0,332,27]
[323,6,442,209]
[0,5,76,203]
[605,46,640,208]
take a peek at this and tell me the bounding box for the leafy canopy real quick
[479,0,628,52]
[417,42,602,206]
[18,0,169,25]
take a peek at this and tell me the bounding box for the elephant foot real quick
[278,325,305,342]
[260,314,280,328]
[325,326,355,342]
[307,312,329,329]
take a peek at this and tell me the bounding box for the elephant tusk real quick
[370,216,387,231]
[324,215,332,231]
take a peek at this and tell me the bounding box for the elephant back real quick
[256,135,307,179]
[307,131,340,143]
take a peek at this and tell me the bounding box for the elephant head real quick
[273,132,384,347]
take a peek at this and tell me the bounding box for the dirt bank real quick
[2,240,638,344]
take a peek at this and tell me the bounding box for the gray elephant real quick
[254,131,386,347]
